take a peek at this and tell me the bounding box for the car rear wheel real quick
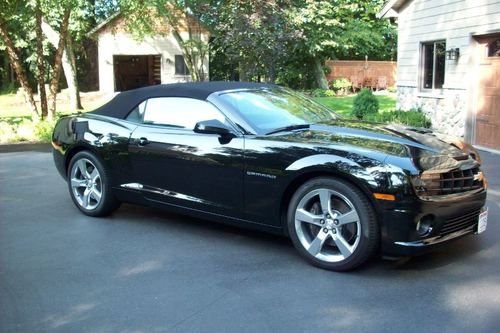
[68,151,120,217]
[287,177,379,271]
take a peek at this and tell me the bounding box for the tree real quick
[209,0,396,89]
[0,0,80,119]
[47,6,71,119]
[42,19,83,112]
[35,0,48,117]
[289,0,396,88]
[210,0,298,83]
[0,0,40,117]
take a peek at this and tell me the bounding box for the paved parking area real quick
[1,149,499,333]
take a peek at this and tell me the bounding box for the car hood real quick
[270,119,478,171]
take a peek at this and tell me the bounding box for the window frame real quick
[125,97,239,134]
[419,40,446,93]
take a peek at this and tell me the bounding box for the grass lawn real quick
[314,93,396,117]
[0,92,112,119]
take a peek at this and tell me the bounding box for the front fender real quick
[284,153,392,194]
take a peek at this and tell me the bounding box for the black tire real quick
[287,177,379,271]
[67,151,121,217]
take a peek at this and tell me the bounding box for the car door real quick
[126,97,245,217]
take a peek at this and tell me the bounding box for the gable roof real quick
[90,81,275,119]
[88,12,121,36]
[377,0,412,18]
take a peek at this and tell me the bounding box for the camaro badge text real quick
[246,171,277,179]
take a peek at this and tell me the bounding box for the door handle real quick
[138,137,150,146]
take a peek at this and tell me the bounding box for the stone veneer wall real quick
[396,86,467,137]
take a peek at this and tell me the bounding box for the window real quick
[125,101,147,123]
[421,41,446,91]
[142,97,226,129]
[175,55,190,76]
[487,39,500,57]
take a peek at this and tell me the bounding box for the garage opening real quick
[113,55,161,92]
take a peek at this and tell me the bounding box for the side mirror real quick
[194,119,234,137]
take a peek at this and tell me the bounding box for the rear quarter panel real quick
[52,114,136,187]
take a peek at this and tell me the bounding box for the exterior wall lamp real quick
[446,48,460,61]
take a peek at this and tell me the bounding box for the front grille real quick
[416,167,484,196]
[439,209,480,236]
[440,167,482,194]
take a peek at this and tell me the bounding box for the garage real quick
[475,34,500,150]
[113,55,161,92]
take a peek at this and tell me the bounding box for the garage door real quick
[114,55,161,92]
[475,35,500,150]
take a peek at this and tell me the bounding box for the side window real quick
[142,97,227,129]
[125,100,147,123]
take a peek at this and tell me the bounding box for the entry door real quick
[475,35,500,150]
[127,97,245,217]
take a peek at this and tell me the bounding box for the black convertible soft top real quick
[91,81,273,119]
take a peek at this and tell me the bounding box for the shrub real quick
[351,88,379,119]
[34,119,57,142]
[0,121,15,143]
[330,78,352,95]
[365,110,432,128]
[311,88,336,97]
[388,86,397,93]
[0,118,57,143]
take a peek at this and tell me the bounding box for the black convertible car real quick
[52,81,488,271]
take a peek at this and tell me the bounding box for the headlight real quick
[462,143,482,163]
[412,173,441,196]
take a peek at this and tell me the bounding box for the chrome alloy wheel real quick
[294,188,361,262]
[70,158,102,210]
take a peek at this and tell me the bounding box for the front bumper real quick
[378,189,487,256]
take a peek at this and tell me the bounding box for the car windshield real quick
[218,88,339,135]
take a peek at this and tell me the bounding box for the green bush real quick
[0,118,57,143]
[34,119,57,142]
[387,86,397,93]
[330,78,352,95]
[311,88,336,97]
[351,88,379,119]
[365,110,432,128]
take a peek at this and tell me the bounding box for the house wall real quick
[395,0,500,138]
[97,29,209,93]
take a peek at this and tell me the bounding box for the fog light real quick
[416,215,434,237]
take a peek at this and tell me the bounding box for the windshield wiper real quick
[265,124,310,135]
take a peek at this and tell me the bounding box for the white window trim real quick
[419,40,446,94]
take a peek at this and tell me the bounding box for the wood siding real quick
[397,0,500,89]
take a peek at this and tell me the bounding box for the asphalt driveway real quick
[1,148,499,333]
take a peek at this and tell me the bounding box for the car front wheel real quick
[287,177,379,271]
[67,151,120,217]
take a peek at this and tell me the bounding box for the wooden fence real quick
[326,60,397,88]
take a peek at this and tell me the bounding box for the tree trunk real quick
[41,17,82,112]
[35,0,48,118]
[47,8,71,120]
[239,62,248,81]
[65,35,82,110]
[312,57,328,89]
[0,18,39,118]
